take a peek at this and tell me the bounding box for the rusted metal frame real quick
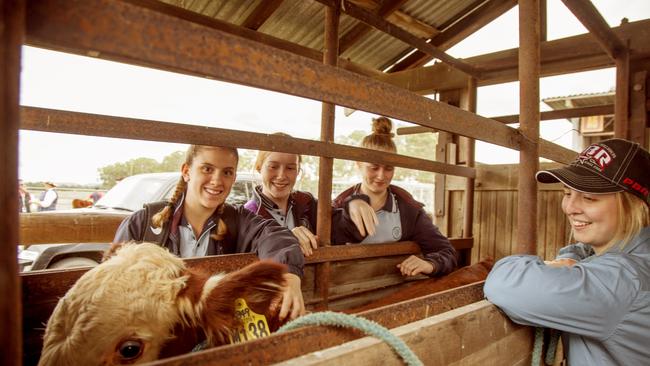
[516,0,540,255]
[397,104,616,134]
[315,4,340,311]
[338,0,408,53]
[25,0,523,159]
[560,0,626,60]
[240,0,284,30]
[463,78,477,242]
[314,0,482,78]
[0,1,24,365]
[382,19,650,92]
[629,70,648,145]
[20,106,476,179]
[387,0,517,72]
[615,46,630,139]
[144,282,486,365]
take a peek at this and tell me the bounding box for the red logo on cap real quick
[623,178,649,198]
[579,145,613,171]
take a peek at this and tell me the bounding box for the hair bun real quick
[372,116,393,137]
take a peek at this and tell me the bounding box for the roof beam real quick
[339,0,409,53]
[560,0,627,60]
[240,0,284,31]
[379,19,650,93]
[316,0,482,78]
[388,0,517,72]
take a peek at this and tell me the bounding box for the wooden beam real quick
[516,0,540,255]
[397,104,615,135]
[316,0,481,78]
[20,106,477,178]
[277,301,533,365]
[24,0,522,157]
[629,70,647,145]
[381,19,650,93]
[615,47,630,138]
[240,0,284,30]
[463,78,477,243]
[560,0,626,60]
[0,1,24,365]
[387,0,518,72]
[20,212,124,244]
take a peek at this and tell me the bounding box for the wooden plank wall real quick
[446,163,571,263]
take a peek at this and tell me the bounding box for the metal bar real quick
[0,1,24,365]
[25,0,521,162]
[560,0,627,60]
[615,47,630,138]
[516,0,540,255]
[397,104,615,133]
[20,106,476,178]
[315,0,482,78]
[145,283,486,365]
[315,3,340,310]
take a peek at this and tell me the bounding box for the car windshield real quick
[94,175,176,212]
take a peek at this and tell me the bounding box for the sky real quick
[18,0,650,184]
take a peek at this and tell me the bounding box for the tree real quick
[98,157,162,188]
[160,151,185,172]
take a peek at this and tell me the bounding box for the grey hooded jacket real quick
[484,227,650,366]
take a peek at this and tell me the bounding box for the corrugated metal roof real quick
[543,91,615,110]
[159,0,486,72]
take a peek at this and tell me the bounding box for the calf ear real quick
[200,260,287,344]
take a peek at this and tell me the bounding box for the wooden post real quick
[516,0,540,254]
[615,45,630,139]
[629,70,647,145]
[0,1,24,365]
[462,78,477,240]
[315,3,339,309]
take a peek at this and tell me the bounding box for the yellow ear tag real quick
[229,297,271,344]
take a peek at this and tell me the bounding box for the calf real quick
[348,260,494,313]
[38,243,286,365]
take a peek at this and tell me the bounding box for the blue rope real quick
[277,311,423,366]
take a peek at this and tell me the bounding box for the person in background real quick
[33,181,58,212]
[114,144,306,320]
[88,191,104,204]
[244,133,319,256]
[331,116,457,277]
[18,179,31,213]
[485,138,650,365]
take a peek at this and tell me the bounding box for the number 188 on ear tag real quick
[229,298,271,344]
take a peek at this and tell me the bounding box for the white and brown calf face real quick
[39,243,286,366]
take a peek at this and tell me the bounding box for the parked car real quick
[19,172,258,271]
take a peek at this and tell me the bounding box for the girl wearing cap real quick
[485,138,650,365]
[331,117,457,277]
[114,145,306,320]
[244,134,319,256]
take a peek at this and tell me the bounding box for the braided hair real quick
[151,145,239,241]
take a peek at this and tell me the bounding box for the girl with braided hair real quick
[114,145,305,320]
[331,117,457,278]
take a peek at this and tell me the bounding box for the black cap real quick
[536,139,650,206]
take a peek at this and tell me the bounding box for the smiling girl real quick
[114,145,305,320]
[331,117,457,277]
[485,138,650,365]
[244,136,319,256]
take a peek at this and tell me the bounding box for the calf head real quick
[39,243,286,365]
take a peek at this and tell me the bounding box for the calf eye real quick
[118,339,143,361]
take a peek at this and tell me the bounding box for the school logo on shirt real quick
[577,144,615,172]
[150,226,162,235]
[392,226,401,240]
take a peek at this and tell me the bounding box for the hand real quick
[279,273,305,321]
[397,255,434,276]
[348,199,378,237]
[291,226,318,256]
[544,258,577,268]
